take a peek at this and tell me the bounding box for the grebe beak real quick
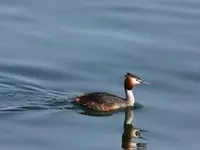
[142,80,150,84]
[135,78,150,85]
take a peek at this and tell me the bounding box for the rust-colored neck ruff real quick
[124,77,134,90]
[124,77,135,105]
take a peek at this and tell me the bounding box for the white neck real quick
[125,89,135,106]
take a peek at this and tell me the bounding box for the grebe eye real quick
[136,78,142,83]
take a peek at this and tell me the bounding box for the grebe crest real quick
[72,72,149,112]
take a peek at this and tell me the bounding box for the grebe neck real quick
[125,89,135,106]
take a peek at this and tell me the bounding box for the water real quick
[0,0,200,149]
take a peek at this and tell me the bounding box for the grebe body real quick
[72,72,149,112]
[73,92,129,111]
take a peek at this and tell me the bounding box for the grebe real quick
[72,72,149,112]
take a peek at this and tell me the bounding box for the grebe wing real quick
[78,92,125,103]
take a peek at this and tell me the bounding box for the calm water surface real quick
[0,0,200,149]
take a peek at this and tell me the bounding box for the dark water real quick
[0,0,200,149]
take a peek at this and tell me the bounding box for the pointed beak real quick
[141,80,150,84]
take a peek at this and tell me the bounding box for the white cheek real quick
[134,79,141,84]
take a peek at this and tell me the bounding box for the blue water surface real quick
[0,0,200,149]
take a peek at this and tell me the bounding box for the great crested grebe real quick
[72,72,149,112]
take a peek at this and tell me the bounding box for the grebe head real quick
[124,72,149,90]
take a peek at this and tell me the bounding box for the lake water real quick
[0,0,200,149]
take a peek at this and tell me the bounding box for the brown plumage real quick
[73,92,128,112]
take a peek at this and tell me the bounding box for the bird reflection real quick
[121,107,148,150]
